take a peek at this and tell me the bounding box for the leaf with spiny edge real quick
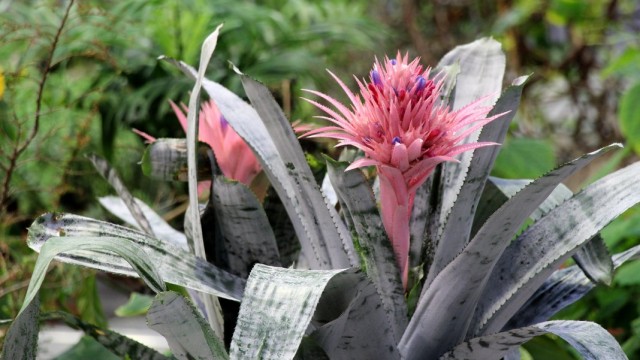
[400,144,619,359]
[473,158,640,337]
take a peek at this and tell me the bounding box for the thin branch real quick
[0,0,75,213]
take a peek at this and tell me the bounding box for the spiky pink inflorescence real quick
[134,100,262,190]
[303,53,501,288]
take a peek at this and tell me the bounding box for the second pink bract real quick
[303,53,501,288]
[169,100,262,186]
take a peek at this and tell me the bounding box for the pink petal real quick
[169,100,188,133]
[132,128,157,143]
[407,138,423,162]
[391,143,410,171]
[345,158,380,171]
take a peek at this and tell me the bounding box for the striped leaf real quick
[505,244,640,330]
[434,38,505,253]
[483,177,614,285]
[98,195,188,251]
[325,158,407,342]
[27,213,245,301]
[229,265,349,360]
[440,321,626,360]
[147,291,228,360]
[211,176,281,277]
[87,154,154,237]
[2,294,39,360]
[141,138,217,181]
[473,160,640,336]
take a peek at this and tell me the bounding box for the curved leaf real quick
[229,265,349,360]
[440,321,626,360]
[325,158,407,342]
[482,177,614,285]
[505,244,640,330]
[311,271,401,360]
[20,235,165,317]
[27,213,245,301]
[147,291,228,360]
[473,160,640,336]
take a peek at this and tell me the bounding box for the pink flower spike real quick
[135,99,262,192]
[305,53,501,288]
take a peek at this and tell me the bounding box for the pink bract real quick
[134,100,262,190]
[303,53,501,288]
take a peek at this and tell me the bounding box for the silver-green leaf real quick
[147,291,229,360]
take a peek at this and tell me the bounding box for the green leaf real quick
[55,336,120,360]
[211,176,282,277]
[619,82,640,155]
[440,320,626,360]
[229,265,349,360]
[491,138,556,179]
[27,213,245,301]
[2,294,39,360]
[401,145,618,359]
[44,311,169,360]
[325,158,407,342]
[474,159,640,336]
[427,76,528,286]
[614,260,640,286]
[147,291,228,360]
[114,293,154,317]
[76,274,108,328]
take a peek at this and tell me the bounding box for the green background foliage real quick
[1,0,639,358]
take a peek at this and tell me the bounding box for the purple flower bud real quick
[415,76,426,91]
[392,136,402,144]
[371,70,382,86]
[390,59,397,66]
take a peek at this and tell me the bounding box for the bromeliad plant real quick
[5,27,640,360]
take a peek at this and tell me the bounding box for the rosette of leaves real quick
[5,30,640,360]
